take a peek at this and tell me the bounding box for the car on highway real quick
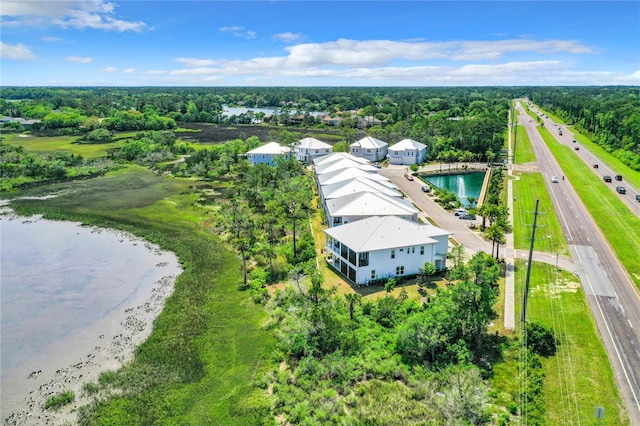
[551,176,559,183]
[616,186,626,194]
[574,146,579,150]
[636,194,640,202]
[603,175,612,182]
[421,185,430,193]
[615,175,622,181]
[572,139,577,143]
[459,213,476,220]
[405,174,414,181]
[593,164,599,168]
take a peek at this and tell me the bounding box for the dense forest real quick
[529,87,640,170]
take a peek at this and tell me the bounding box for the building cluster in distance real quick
[247,136,451,286]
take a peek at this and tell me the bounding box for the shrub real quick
[45,390,75,410]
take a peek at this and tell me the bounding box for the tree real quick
[384,277,397,295]
[344,293,362,321]
[418,262,437,288]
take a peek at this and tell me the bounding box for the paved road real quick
[525,103,640,217]
[518,100,640,424]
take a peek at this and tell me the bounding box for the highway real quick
[517,100,640,424]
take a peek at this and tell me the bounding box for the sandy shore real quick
[2,207,182,425]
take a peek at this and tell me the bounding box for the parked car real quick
[373,162,382,169]
[421,185,430,193]
[616,186,626,194]
[551,176,559,183]
[603,175,612,182]
[593,164,599,168]
[406,174,414,181]
[459,213,476,220]
[615,175,622,181]
[454,208,468,216]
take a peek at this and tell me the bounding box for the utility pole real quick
[521,199,540,323]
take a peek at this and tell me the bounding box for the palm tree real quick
[345,293,362,320]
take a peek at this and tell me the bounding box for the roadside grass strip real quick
[514,123,536,164]
[512,172,569,256]
[10,166,275,425]
[539,127,640,289]
[513,261,628,425]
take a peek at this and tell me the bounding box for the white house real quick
[295,137,333,163]
[324,191,419,227]
[350,136,388,162]
[324,216,451,285]
[246,142,291,166]
[387,139,428,165]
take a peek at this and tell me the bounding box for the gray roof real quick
[313,152,371,166]
[325,216,452,252]
[325,191,418,218]
[322,177,402,200]
[350,136,388,149]
[388,139,427,151]
[317,167,391,186]
[297,137,332,149]
[315,159,378,175]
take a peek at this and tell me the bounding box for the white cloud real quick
[66,56,93,63]
[42,36,64,43]
[170,67,218,76]
[272,32,305,43]
[173,57,217,67]
[122,68,135,73]
[218,25,256,39]
[0,41,35,60]
[142,70,167,75]
[103,66,118,72]
[1,0,147,32]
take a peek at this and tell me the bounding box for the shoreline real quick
[1,208,182,425]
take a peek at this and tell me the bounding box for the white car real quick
[454,208,468,216]
[551,176,559,183]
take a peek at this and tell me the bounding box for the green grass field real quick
[2,133,122,159]
[9,166,275,424]
[539,127,640,289]
[512,172,569,256]
[512,261,628,425]
[514,123,536,164]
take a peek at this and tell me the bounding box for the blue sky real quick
[1,1,639,86]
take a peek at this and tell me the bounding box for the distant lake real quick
[0,214,181,415]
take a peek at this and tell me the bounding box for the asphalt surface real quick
[518,100,640,424]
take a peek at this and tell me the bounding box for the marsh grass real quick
[2,133,122,159]
[10,166,275,425]
[45,390,75,410]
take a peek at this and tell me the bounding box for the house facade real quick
[387,139,428,165]
[295,137,333,163]
[246,142,291,166]
[324,216,451,285]
[350,136,388,162]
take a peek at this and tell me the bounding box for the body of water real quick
[0,214,181,418]
[423,172,485,207]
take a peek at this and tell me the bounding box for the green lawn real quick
[539,127,640,289]
[514,123,536,164]
[9,166,275,425]
[512,172,569,256]
[512,261,628,425]
[2,133,122,159]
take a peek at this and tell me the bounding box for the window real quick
[394,151,399,155]
[333,217,342,226]
[411,247,415,254]
[396,266,405,275]
[391,249,395,259]
[371,270,376,279]
[420,245,425,255]
[315,149,319,153]
[358,252,369,267]
[367,149,372,153]
[399,248,404,252]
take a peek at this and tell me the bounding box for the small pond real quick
[422,172,485,207]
